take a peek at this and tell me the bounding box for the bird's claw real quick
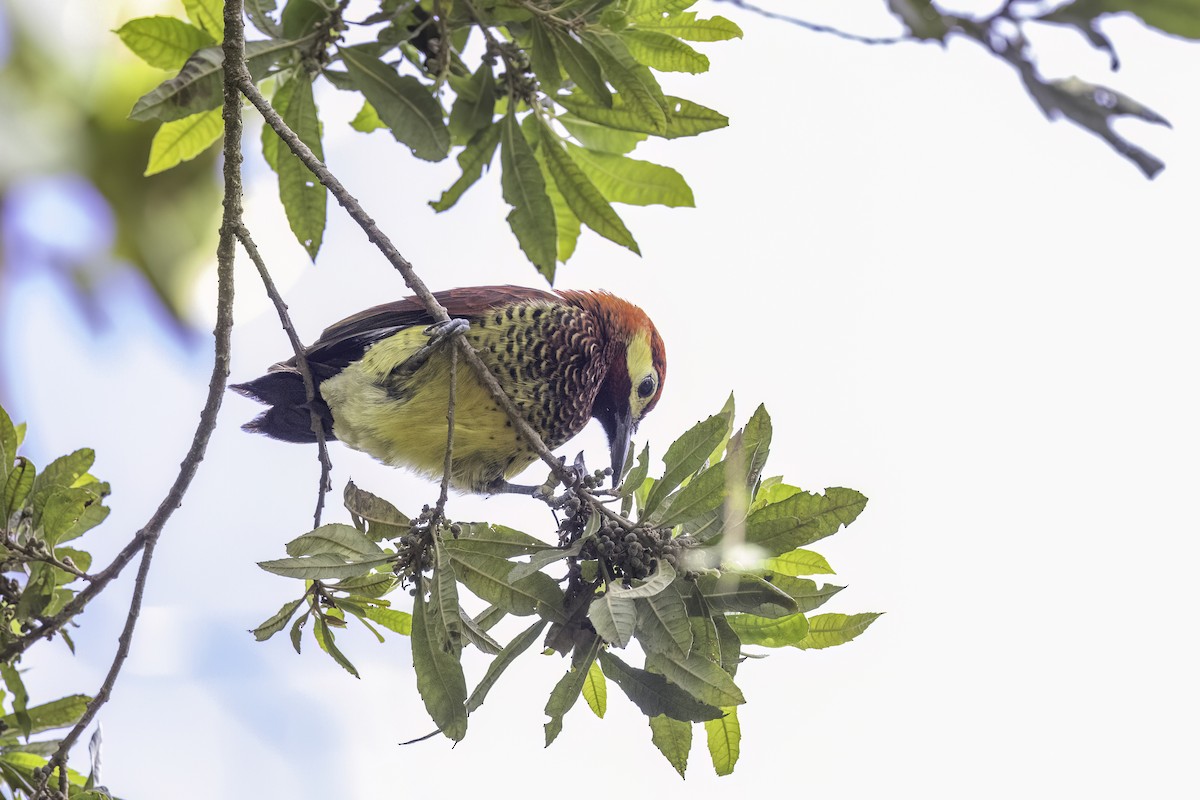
[424,317,470,346]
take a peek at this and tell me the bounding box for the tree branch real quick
[710,0,908,45]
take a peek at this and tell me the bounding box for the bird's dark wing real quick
[284,285,561,377]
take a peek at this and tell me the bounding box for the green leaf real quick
[567,145,693,207]
[796,612,882,650]
[250,597,306,641]
[649,714,692,778]
[0,695,89,738]
[342,480,410,540]
[644,405,733,516]
[411,586,468,740]
[582,659,607,718]
[129,39,295,122]
[144,107,223,175]
[726,611,809,648]
[314,615,360,678]
[282,0,329,38]
[340,46,450,161]
[431,542,464,655]
[290,612,307,653]
[537,145,581,270]
[30,448,94,515]
[286,523,385,559]
[620,444,650,508]
[637,11,744,41]
[183,0,224,39]
[625,0,699,20]
[467,618,548,712]
[763,548,835,576]
[332,571,398,598]
[508,539,585,582]
[258,552,394,580]
[634,582,692,657]
[598,651,722,722]
[274,76,326,260]
[764,575,844,613]
[588,589,637,647]
[538,122,639,253]
[364,605,413,635]
[115,16,216,71]
[37,486,106,546]
[579,31,667,133]
[246,0,283,37]
[0,664,30,739]
[529,20,563,94]
[500,110,557,274]
[611,560,676,600]
[444,523,550,558]
[441,545,566,620]
[349,100,386,132]
[653,460,728,528]
[544,635,601,745]
[557,92,727,139]
[0,405,15,487]
[645,651,744,707]
[744,487,868,556]
[548,27,611,107]
[2,457,34,522]
[430,120,501,213]
[620,30,709,73]
[448,61,497,141]
[560,114,647,155]
[693,572,797,617]
[704,706,740,776]
[457,608,503,654]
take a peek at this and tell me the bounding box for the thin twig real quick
[711,0,909,45]
[1,535,93,582]
[235,224,333,526]
[29,3,245,793]
[434,343,457,521]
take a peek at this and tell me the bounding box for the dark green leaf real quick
[549,27,611,106]
[290,612,307,653]
[744,487,868,556]
[693,572,797,617]
[412,586,468,740]
[286,523,385,558]
[448,61,497,141]
[246,0,283,37]
[443,523,550,558]
[282,0,329,38]
[544,635,601,745]
[2,457,34,522]
[529,20,562,94]
[620,444,650,511]
[598,651,722,722]
[537,145,581,272]
[340,46,450,161]
[314,615,360,678]
[250,597,306,641]
[611,561,676,599]
[0,664,30,739]
[442,546,566,620]
[115,16,216,71]
[458,608,502,654]
[430,120,501,213]
[644,405,733,516]
[508,538,585,582]
[886,0,950,39]
[500,110,557,273]
[653,460,727,528]
[567,145,694,207]
[332,571,398,598]
[796,612,882,650]
[645,651,744,707]
[634,582,692,658]
[588,589,637,647]
[0,405,15,487]
[431,542,464,655]
[467,618,548,712]
[274,75,326,259]
[649,714,692,777]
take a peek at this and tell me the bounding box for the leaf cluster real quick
[117,0,741,279]
[254,396,880,776]
[0,404,116,798]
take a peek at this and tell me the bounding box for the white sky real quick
[4,0,1199,797]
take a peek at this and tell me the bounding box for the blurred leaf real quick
[637,11,743,41]
[448,61,497,142]
[0,695,89,738]
[411,586,468,740]
[626,0,699,19]
[1044,0,1200,40]
[726,611,809,648]
[500,110,557,276]
[0,665,30,740]
[251,597,306,641]
[887,0,950,40]
[644,651,744,707]
[430,120,501,213]
[588,589,637,647]
[285,523,385,559]
[0,406,16,486]
[598,651,722,722]
[567,145,694,207]
[183,0,224,39]
[582,659,607,718]
[558,92,727,138]
[704,706,740,776]
[467,618,547,712]
[144,107,223,175]
[529,20,563,94]
[282,0,329,38]
[246,0,283,37]
[620,30,709,73]
[744,487,868,556]
[649,714,692,778]
[115,16,216,71]
[340,46,450,161]
[796,613,882,650]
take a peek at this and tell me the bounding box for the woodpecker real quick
[233,285,666,494]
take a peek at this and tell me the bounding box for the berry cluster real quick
[392,504,461,581]
[581,523,694,583]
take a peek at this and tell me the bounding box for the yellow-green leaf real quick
[796,612,882,650]
[704,706,740,776]
[183,0,224,39]
[144,108,223,176]
[115,16,216,71]
[582,659,607,718]
[637,12,743,41]
[620,30,709,73]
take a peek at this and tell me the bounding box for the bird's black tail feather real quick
[231,371,336,444]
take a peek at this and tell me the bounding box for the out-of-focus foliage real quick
[0,403,119,798]
[0,1,220,331]
[255,398,879,776]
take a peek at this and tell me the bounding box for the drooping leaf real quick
[598,651,723,722]
[274,75,326,259]
[536,144,581,270]
[0,405,15,486]
[544,635,601,745]
[529,20,563,94]
[467,618,548,712]
[314,615,360,678]
[250,597,306,641]
[430,121,501,212]
[582,659,607,718]
[145,107,223,175]
[567,145,694,207]
[649,714,692,778]
[692,572,797,617]
[411,586,468,740]
[340,45,450,161]
[2,457,34,522]
[704,706,740,776]
[795,612,883,650]
[457,608,503,654]
[115,16,216,71]
[645,651,745,707]
[499,110,557,274]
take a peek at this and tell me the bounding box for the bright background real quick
[3,1,1198,797]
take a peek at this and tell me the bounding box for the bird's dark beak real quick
[607,409,633,488]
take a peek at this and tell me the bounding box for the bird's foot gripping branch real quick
[253,397,881,777]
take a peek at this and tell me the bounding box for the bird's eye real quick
[637,376,656,399]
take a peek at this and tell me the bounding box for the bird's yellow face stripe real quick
[625,331,659,422]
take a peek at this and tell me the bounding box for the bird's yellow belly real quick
[318,326,539,492]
